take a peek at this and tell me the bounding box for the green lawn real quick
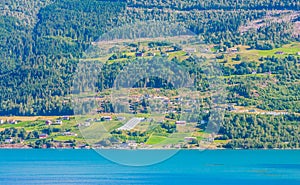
[153,133,191,147]
[53,135,82,141]
[146,135,167,145]
[220,42,300,64]
[0,121,38,129]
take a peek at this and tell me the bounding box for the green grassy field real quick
[146,135,167,145]
[219,42,300,64]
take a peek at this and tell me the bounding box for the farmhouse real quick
[275,51,284,55]
[184,137,197,142]
[0,119,4,124]
[161,53,169,57]
[45,120,52,125]
[149,52,156,56]
[62,116,70,120]
[135,52,143,57]
[175,121,186,125]
[8,120,17,124]
[63,132,78,136]
[39,134,48,139]
[101,116,112,121]
[5,138,13,143]
[54,120,63,125]
[117,117,126,121]
[184,48,197,53]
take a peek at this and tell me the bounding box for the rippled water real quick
[0,149,299,185]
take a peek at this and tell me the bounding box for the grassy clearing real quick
[0,116,59,122]
[146,135,167,145]
[102,121,123,132]
[219,43,300,64]
[154,132,191,147]
[53,135,82,141]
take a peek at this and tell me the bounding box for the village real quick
[1,39,299,149]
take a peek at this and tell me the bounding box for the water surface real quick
[0,149,299,184]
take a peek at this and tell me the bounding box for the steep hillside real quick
[0,0,299,116]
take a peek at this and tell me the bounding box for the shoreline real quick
[1,145,300,150]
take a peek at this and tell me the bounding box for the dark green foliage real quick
[220,113,300,149]
[0,0,299,153]
[0,0,127,115]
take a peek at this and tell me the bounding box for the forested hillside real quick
[0,0,300,149]
[127,0,300,10]
[0,0,299,116]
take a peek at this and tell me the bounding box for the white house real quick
[101,116,112,121]
[0,119,4,124]
[54,120,63,125]
[175,121,186,125]
[39,134,48,139]
[45,120,52,125]
[5,138,13,143]
[184,48,197,53]
[117,117,126,121]
[8,120,17,124]
[62,116,70,120]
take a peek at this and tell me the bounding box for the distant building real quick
[120,142,129,148]
[229,48,238,53]
[77,122,91,127]
[62,116,70,120]
[227,105,236,111]
[203,137,214,142]
[0,119,4,124]
[184,48,197,53]
[63,132,77,136]
[39,134,48,139]
[161,53,169,57]
[101,116,112,121]
[54,120,63,125]
[135,52,143,57]
[184,137,197,142]
[8,120,17,124]
[5,138,13,143]
[147,52,155,56]
[275,51,284,55]
[45,120,52,125]
[127,140,136,144]
[175,121,186,125]
[128,143,138,148]
[117,117,126,121]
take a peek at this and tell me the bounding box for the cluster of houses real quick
[76,116,126,128]
[45,119,63,125]
[95,139,151,149]
[0,116,73,126]
[45,116,72,126]
[0,119,18,125]
[126,94,197,115]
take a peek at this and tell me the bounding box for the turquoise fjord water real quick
[0,150,300,185]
